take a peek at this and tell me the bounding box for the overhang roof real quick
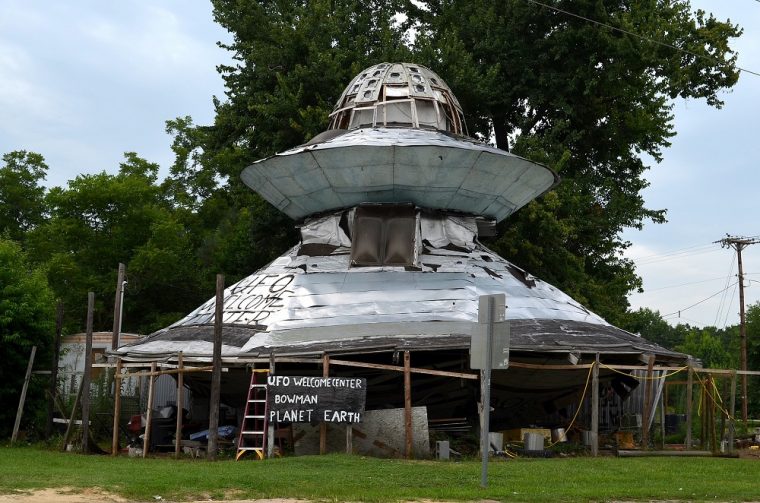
[241,128,558,222]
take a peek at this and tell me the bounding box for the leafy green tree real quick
[183,0,741,326]
[408,0,740,324]
[158,1,411,281]
[621,307,689,349]
[746,302,760,415]
[676,329,735,369]
[0,151,48,242]
[0,238,55,438]
[26,153,207,335]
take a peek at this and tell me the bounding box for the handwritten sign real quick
[173,273,296,327]
[266,375,367,424]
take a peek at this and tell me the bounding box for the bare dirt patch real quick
[0,488,307,503]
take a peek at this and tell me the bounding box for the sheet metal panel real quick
[241,128,558,222]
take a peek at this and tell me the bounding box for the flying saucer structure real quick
[117,63,685,427]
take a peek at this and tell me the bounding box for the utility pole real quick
[717,235,760,423]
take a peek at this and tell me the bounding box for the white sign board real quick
[470,294,510,370]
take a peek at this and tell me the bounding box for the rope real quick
[599,363,688,380]
[545,362,595,449]
[692,370,734,420]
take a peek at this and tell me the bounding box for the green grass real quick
[1,445,759,501]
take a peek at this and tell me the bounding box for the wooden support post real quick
[346,423,353,455]
[81,292,94,454]
[659,381,666,449]
[708,375,717,453]
[700,382,707,450]
[641,354,655,448]
[320,354,330,455]
[175,352,184,459]
[718,377,727,448]
[267,354,276,458]
[46,301,64,439]
[685,366,693,449]
[11,346,37,443]
[404,350,413,459]
[728,371,737,454]
[111,358,123,455]
[61,381,84,451]
[143,361,157,458]
[591,354,599,456]
[208,274,224,461]
[111,263,125,350]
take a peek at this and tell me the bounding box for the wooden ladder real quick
[235,368,269,460]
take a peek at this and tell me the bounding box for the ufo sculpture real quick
[118,63,684,428]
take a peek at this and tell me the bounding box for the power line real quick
[714,250,736,326]
[662,281,738,318]
[645,275,731,292]
[524,0,760,78]
[628,242,716,262]
[634,246,721,266]
[720,282,738,330]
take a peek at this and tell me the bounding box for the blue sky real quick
[1,1,758,328]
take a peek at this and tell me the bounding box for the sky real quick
[1,1,758,329]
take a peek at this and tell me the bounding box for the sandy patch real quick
[0,489,308,503]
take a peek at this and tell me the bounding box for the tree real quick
[746,302,760,415]
[0,238,55,438]
[0,151,48,242]
[676,329,735,369]
[157,1,411,281]
[26,153,207,335]
[187,0,741,325]
[621,307,689,349]
[408,0,741,324]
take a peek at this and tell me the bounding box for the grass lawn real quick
[0,445,758,501]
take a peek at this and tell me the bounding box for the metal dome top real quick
[328,63,467,135]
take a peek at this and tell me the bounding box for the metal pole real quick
[480,296,494,488]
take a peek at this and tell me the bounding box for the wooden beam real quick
[728,371,737,455]
[111,263,125,350]
[46,301,64,439]
[207,274,224,461]
[590,354,599,457]
[143,361,157,458]
[267,355,276,459]
[509,361,595,370]
[120,366,214,379]
[320,354,330,455]
[327,358,478,379]
[641,354,655,448]
[81,292,94,454]
[111,358,123,456]
[61,381,84,451]
[11,346,37,443]
[174,352,184,459]
[404,351,413,459]
[686,366,693,450]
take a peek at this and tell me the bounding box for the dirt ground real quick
[0,488,305,503]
